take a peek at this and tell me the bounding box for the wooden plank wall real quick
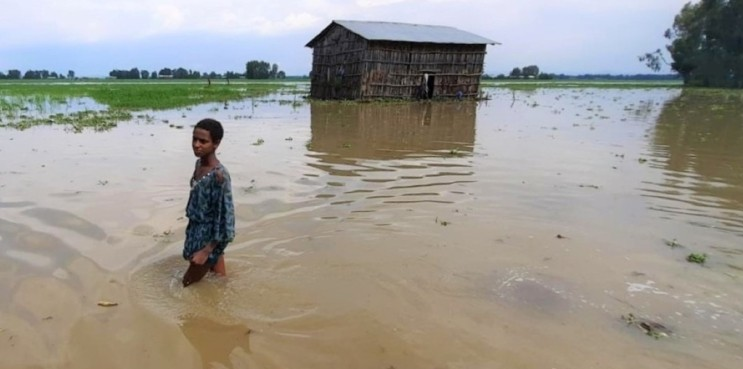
[362,42,486,99]
[309,26,488,100]
[309,27,365,99]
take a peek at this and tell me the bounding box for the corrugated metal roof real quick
[306,20,499,47]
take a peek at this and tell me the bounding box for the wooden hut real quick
[305,20,498,100]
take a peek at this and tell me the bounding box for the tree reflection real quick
[650,90,743,229]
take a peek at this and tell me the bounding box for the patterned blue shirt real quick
[183,161,235,263]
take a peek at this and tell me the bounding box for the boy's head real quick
[195,118,224,144]
[192,118,224,158]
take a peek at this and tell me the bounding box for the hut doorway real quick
[419,72,436,99]
[426,74,435,98]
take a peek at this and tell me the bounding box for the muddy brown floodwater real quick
[1,88,742,369]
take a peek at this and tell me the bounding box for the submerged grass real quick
[9,110,133,132]
[0,80,289,131]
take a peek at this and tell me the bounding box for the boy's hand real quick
[191,243,215,265]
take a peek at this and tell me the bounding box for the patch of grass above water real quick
[6,110,133,132]
[0,80,289,131]
[0,80,287,110]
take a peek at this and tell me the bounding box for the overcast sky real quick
[0,0,690,77]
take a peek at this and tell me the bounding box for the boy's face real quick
[192,128,219,158]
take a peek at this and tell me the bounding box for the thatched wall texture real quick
[306,21,498,100]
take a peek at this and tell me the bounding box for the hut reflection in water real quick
[308,101,476,162]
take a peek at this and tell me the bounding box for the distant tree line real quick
[245,60,285,79]
[483,73,680,81]
[553,74,680,81]
[108,67,242,80]
[482,65,556,80]
[483,63,681,81]
[0,69,76,80]
[641,0,743,88]
[0,59,287,80]
[107,60,286,80]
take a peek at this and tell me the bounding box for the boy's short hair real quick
[195,118,224,142]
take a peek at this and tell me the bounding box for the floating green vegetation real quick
[664,238,682,248]
[86,83,284,110]
[686,253,708,264]
[0,80,286,109]
[2,109,132,132]
[0,80,286,131]
[621,313,671,339]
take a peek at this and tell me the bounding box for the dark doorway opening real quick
[426,75,435,98]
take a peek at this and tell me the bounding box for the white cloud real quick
[357,0,467,6]
[0,0,691,75]
[0,0,690,46]
[356,0,409,7]
[153,4,187,33]
[0,0,344,46]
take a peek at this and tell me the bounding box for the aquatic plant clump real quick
[686,253,707,264]
[1,109,132,132]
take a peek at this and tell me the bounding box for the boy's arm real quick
[191,242,216,265]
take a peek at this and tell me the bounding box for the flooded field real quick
[1,86,742,369]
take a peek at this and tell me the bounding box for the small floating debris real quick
[663,238,682,248]
[556,234,567,239]
[434,217,450,226]
[686,253,707,264]
[621,313,671,339]
[97,301,119,307]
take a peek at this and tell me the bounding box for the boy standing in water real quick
[182,118,235,287]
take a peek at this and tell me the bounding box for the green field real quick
[2,78,733,132]
[0,79,307,131]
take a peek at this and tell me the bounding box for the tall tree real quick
[245,60,270,79]
[522,65,540,78]
[7,69,21,79]
[270,63,279,79]
[23,70,41,79]
[173,67,189,79]
[159,68,173,77]
[641,0,743,87]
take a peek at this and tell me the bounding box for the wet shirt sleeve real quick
[210,168,235,244]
